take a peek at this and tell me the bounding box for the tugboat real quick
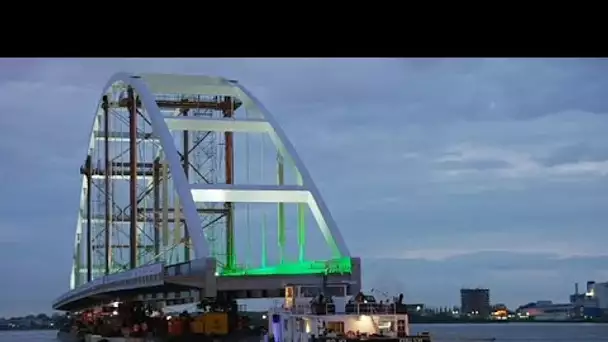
[266,283,432,342]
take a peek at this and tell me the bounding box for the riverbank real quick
[409,317,608,324]
[0,326,55,331]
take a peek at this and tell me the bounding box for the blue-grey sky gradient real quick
[0,58,607,316]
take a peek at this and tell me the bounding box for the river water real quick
[2,323,607,341]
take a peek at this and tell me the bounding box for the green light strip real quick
[219,258,353,277]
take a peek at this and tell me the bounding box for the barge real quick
[57,282,432,342]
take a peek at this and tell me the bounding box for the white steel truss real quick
[70,73,351,289]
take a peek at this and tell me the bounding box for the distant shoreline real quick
[0,327,55,331]
[409,319,608,324]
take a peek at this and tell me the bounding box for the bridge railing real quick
[54,257,219,309]
[53,263,165,308]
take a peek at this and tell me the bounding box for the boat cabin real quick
[266,283,431,342]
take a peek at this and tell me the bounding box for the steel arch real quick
[70,72,350,288]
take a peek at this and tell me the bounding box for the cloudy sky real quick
[0,58,607,316]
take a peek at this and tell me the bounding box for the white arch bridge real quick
[52,73,361,311]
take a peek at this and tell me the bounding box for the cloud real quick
[540,142,608,166]
[419,110,608,193]
[434,140,608,183]
[1,58,608,316]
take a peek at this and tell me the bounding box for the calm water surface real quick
[411,323,608,341]
[2,324,607,342]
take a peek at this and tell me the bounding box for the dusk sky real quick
[1,58,608,316]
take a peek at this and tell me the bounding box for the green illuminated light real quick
[219,257,352,277]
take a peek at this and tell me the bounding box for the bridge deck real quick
[53,257,361,311]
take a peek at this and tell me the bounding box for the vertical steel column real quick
[261,214,267,268]
[182,109,190,262]
[296,172,306,263]
[174,193,181,262]
[277,155,286,264]
[127,86,138,270]
[261,137,267,268]
[85,155,92,282]
[161,161,170,249]
[102,95,111,275]
[74,237,81,287]
[223,97,235,271]
[153,157,161,261]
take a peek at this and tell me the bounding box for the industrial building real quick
[460,288,490,317]
[569,281,608,318]
[588,281,608,309]
[516,301,574,321]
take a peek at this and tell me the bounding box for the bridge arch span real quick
[69,72,352,291]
